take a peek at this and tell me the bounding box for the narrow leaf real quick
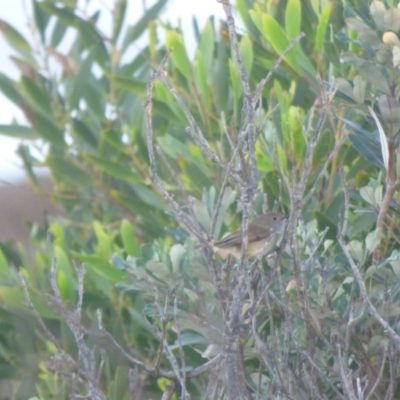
[358,61,390,94]
[121,0,167,53]
[85,154,140,182]
[69,48,96,110]
[166,30,191,80]
[199,20,214,73]
[0,19,32,52]
[112,0,127,43]
[239,34,253,76]
[20,76,52,114]
[111,76,146,93]
[47,155,93,185]
[340,117,384,168]
[0,124,40,139]
[285,0,301,40]
[121,219,140,257]
[368,105,389,171]
[315,3,332,54]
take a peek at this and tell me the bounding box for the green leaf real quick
[229,59,242,115]
[236,0,250,27]
[39,3,77,25]
[17,145,41,189]
[358,61,390,95]
[121,219,140,257]
[169,330,206,349]
[285,0,301,40]
[314,211,337,240]
[0,249,11,281]
[101,128,126,151]
[111,76,146,93]
[75,20,108,66]
[340,117,384,169]
[154,81,186,123]
[199,20,214,73]
[352,75,366,104]
[27,110,65,146]
[315,2,332,55]
[312,129,334,167]
[365,228,382,253]
[93,220,114,257]
[54,246,76,303]
[72,253,127,282]
[166,30,191,80]
[112,0,127,44]
[85,154,140,182]
[47,155,94,186]
[378,95,400,137]
[33,0,50,43]
[131,184,165,211]
[0,124,40,139]
[71,118,98,148]
[0,285,55,318]
[213,41,230,111]
[194,52,210,110]
[259,14,299,73]
[239,34,253,76]
[20,76,52,114]
[121,0,167,54]
[40,4,108,66]
[84,82,105,117]
[0,73,23,105]
[50,19,68,48]
[253,12,315,79]
[69,48,97,110]
[108,366,129,400]
[0,19,32,52]
[370,1,386,31]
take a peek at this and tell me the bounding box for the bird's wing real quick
[214,230,243,248]
[214,222,269,248]
[249,219,272,238]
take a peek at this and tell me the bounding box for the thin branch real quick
[253,32,306,107]
[159,70,226,170]
[219,0,258,195]
[338,170,400,346]
[144,51,204,240]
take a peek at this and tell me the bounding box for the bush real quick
[1,0,400,398]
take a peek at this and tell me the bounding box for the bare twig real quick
[253,33,306,107]
[219,0,257,196]
[338,170,400,346]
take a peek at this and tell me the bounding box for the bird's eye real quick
[273,217,277,220]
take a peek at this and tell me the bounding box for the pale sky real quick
[0,0,232,184]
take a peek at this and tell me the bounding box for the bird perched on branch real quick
[208,212,288,259]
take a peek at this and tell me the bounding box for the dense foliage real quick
[1,0,400,398]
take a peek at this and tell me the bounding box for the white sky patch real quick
[0,0,234,184]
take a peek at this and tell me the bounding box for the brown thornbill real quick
[212,212,288,259]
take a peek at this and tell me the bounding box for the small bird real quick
[212,212,288,259]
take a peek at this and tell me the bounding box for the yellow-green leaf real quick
[199,20,214,73]
[315,2,332,54]
[285,0,301,40]
[47,155,93,186]
[239,34,253,76]
[261,14,299,73]
[85,154,140,183]
[166,30,191,80]
[0,124,40,139]
[0,19,32,52]
[121,219,140,257]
